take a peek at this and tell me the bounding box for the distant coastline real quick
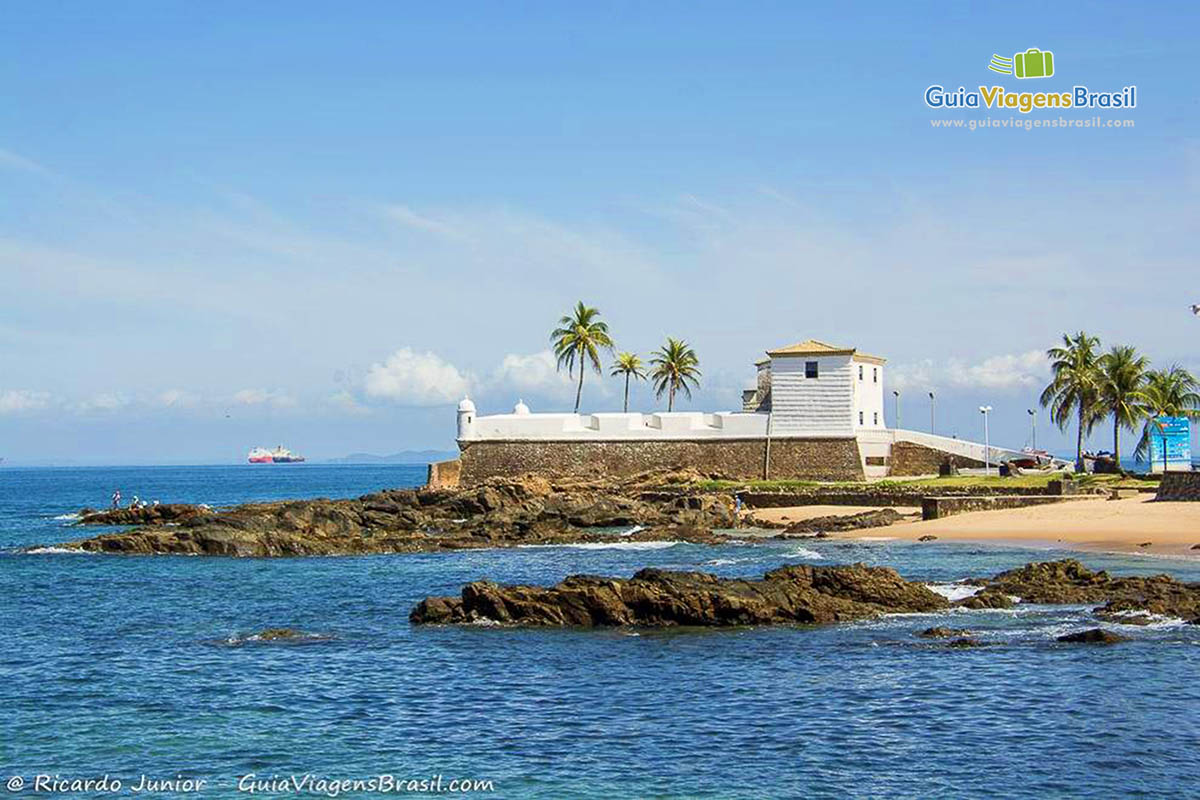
[323,450,456,465]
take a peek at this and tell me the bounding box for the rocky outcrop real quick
[965,559,1200,621]
[77,504,213,526]
[774,508,908,536]
[1057,628,1130,644]
[412,558,1200,629]
[214,628,336,646]
[410,564,950,627]
[919,626,972,638]
[60,475,738,557]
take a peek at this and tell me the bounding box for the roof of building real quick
[764,339,886,364]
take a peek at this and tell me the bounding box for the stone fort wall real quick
[889,440,986,476]
[455,438,865,485]
[1157,471,1200,501]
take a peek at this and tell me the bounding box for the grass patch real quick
[685,471,1153,493]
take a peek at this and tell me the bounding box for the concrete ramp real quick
[892,429,1028,467]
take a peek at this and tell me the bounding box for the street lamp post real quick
[979,406,993,476]
[929,391,936,435]
[1027,408,1036,452]
[893,390,901,431]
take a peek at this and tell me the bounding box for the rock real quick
[255,628,309,640]
[979,559,1113,604]
[780,508,906,535]
[1057,628,1130,644]
[946,637,985,648]
[410,564,951,627]
[919,626,972,638]
[917,535,938,542]
[977,559,1200,620]
[1191,544,1200,551]
[957,591,1015,609]
[56,476,740,557]
[218,628,334,645]
[77,504,213,526]
[1138,542,1153,548]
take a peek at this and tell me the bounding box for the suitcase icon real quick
[1014,48,1054,79]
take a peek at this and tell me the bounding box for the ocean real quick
[2,464,1198,798]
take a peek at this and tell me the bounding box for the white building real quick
[451,338,1023,482]
[745,340,887,436]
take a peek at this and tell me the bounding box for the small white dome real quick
[457,396,476,413]
[513,398,531,415]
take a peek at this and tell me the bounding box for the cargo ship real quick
[247,446,306,464]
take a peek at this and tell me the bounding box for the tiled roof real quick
[765,339,886,364]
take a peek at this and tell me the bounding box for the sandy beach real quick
[752,497,1200,558]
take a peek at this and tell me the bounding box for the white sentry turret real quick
[457,396,477,440]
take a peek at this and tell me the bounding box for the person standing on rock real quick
[111,489,121,509]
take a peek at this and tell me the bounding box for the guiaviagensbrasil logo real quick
[989,48,1054,79]
[924,47,1136,115]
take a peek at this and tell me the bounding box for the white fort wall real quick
[448,339,1032,483]
[462,410,770,441]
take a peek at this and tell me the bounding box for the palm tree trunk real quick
[1112,416,1121,471]
[668,382,675,412]
[623,374,630,413]
[1075,404,1085,471]
[574,361,584,413]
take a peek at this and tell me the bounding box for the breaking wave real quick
[782,546,823,560]
[924,582,983,602]
[24,546,92,555]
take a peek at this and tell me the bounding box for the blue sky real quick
[1,1,1197,464]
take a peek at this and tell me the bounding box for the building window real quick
[873,367,878,383]
[858,365,863,380]
[805,361,819,379]
[859,411,864,425]
[873,412,878,425]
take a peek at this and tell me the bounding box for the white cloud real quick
[489,350,578,399]
[890,350,1048,392]
[74,392,129,412]
[157,389,197,408]
[232,388,296,408]
[382,204,457,237]
[0,389,51,413]
[363,348,470,406]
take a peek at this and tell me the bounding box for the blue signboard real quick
[1146,416,1192,472]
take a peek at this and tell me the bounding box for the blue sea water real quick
[2,464,1199,799]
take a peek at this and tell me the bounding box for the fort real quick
[431,339,1025,487]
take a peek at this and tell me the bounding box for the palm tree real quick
[1134,366,1200,464]
[610,352,647,413]
[1097,344,1149,469]
[551,301,614,413]
[1039,331,1103,470]
[650,338,701,412]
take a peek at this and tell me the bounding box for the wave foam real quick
[782,546,823,560]
[516,540,683,551]
[24,546,92,555]
[924,583,983,602]
[566,540,681,551]
[52,513,81,521]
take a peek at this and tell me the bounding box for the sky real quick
[1,1,1198,464]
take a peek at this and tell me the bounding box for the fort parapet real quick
[441,339,1029,486]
